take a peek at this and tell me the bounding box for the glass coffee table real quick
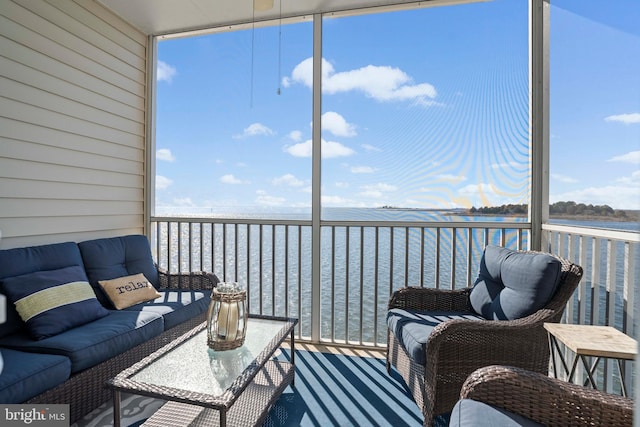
[107,315,297,427]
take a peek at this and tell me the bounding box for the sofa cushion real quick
[469,246,562,320]
[79,235,159,307]
[0,348,72,403]
[450,399,544,427]
[1,266,109,340]
[0,242,84,338]
[123,289,211,331]
[387,309,484,365]
[0,310,163,373]
[99,273,162,310]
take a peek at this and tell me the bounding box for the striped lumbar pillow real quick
[0,265,109,340]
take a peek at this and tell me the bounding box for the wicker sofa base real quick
[26,313,206,424]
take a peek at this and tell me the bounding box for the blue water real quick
[157,206,638,231]
[155,207,638,342]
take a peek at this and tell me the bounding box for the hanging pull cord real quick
[277,0,282,95]
[250,0,256,107]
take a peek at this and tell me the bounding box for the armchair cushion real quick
[79,235,159,307]
[387,309,484,364]
[450,399,544,427]
[469,246,562,320]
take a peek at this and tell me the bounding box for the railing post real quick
[529,0,550,251]
[144,35,157,239]
[310,13,322,343]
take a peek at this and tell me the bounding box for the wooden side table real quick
[544,323,637,396]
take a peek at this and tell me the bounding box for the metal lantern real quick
[206,282,247,351]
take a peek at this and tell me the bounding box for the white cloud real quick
[335,181,349,188]
[321,112,357,137]
[552,171,640,210]
[616,170,640,185]
[350,166,376,174]
[358,183,397,199]
[234,123,275,139]
[156,175,172,190]
[255,190,286,206]
[284,139,355,158]
[551,173,579,183]
[285,57,437,105]
[156,148,175,162]
[608,151,640,164]
[173,197,195,207]
[321,195,353,205]
[272,174,304,187]
[605,113,640,124]
[551,182,640,210]
[457,183,513,207]
[236,162,248,168]
[491,161,524,170]
[434,174,467,183]
[288,130,303,141]
[362,144,382,152]
[157,61,176,83]
[220,174,248,184]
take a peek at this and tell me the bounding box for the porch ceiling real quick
[97,0,483,36]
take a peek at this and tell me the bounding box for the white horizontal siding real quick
[0,0,148,249]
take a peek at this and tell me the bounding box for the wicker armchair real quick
[453,365,633,426]
[386,250,583,426]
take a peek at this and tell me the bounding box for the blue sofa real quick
[0,235,219,422]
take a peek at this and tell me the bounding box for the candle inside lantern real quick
[217,302,239,340]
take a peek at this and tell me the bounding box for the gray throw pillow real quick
[469,246,562,320]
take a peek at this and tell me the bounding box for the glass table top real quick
[129,317,292,397]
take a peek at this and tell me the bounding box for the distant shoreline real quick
[378,206,639,222]
[460,213,639,222]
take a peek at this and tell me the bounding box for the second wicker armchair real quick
[386,246,583,426]
[451,365,633,427]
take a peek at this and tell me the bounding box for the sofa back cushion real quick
[0,242,85,338]
[79,235,159,307]
[469,246,562,320]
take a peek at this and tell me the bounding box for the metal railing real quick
[543,223,640,396]
[150,216,638,395]
[150,216,530,345]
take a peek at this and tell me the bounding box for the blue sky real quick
[154,0,639,213]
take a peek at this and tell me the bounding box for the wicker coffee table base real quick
[140,360,293,427]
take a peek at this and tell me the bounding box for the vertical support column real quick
[144,35,158,239]
[310,14,322,343]
[529,0,550,251]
